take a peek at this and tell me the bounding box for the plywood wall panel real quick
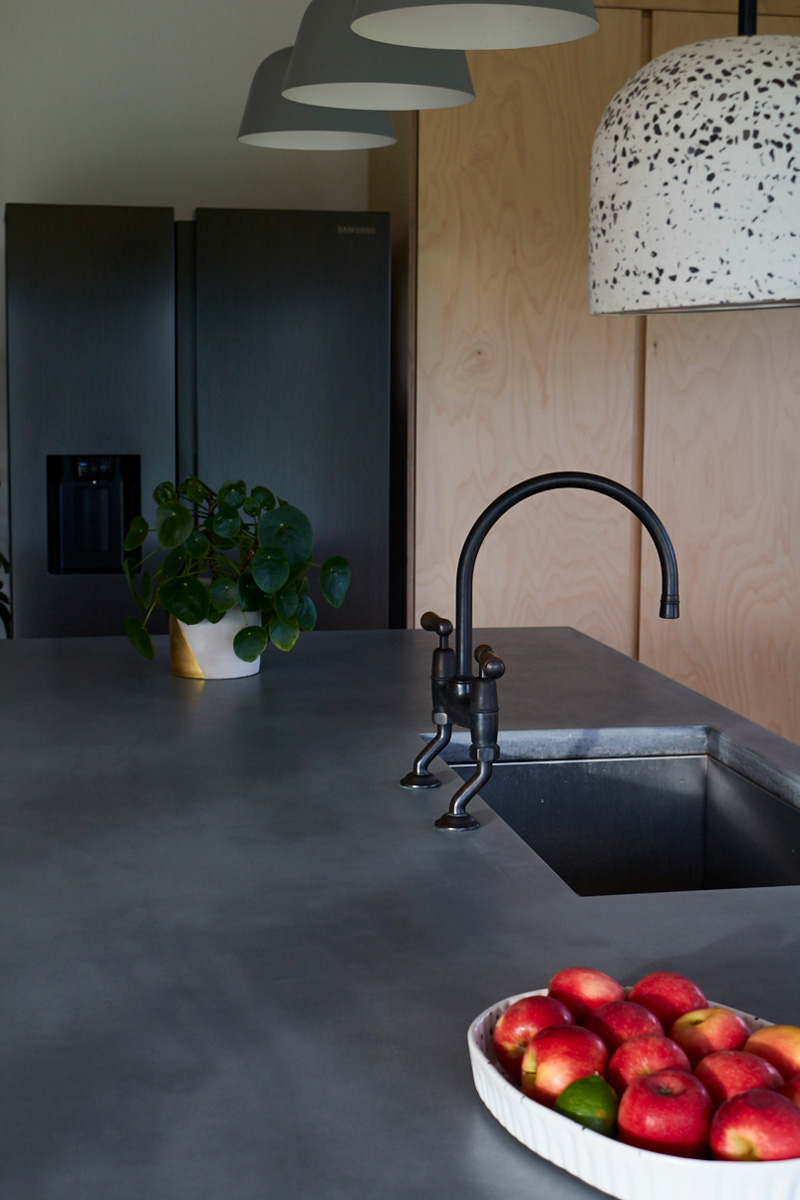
[640,310,800,738]
[639,11,800,740]
[415,10,645,654]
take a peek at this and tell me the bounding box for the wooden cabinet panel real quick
[406,4,800,738]
[639,11,800,739]
[415,11,646,654]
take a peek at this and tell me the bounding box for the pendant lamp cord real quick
[739,0,757,36]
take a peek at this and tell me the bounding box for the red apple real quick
[607,1034,690,1095]
[586,1000,663,1051]
[492,994,574,1080]
[668,1007,751,1065]
[695,1049,783,1107]
[710,1088,800,1161]
[520,1024,608,1107]
[781,1074,800,1107]
[628,970,707,1029]
[744,1026,800,1082]
[547,968,625,1024]
[617,1068,713,1158]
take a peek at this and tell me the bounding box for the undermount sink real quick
[445,747,800,896]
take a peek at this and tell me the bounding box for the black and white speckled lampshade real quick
[283,0,475,111]
[350,0,598,51]
[239,48,396,150]
[589,36,800,314]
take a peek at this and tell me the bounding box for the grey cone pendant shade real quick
[282,0,475,111]
[589,34,800,313]
[350,0,598,51]
[239,48,396,150]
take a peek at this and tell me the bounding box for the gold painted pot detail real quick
[169,608,263,679]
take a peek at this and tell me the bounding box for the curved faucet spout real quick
[454,471,679,679]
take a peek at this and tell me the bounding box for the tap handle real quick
[474,644,506,680]
[420,611,453,648]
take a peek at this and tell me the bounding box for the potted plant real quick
[123,476,350,678]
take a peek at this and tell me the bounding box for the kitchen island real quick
[3,627,800,1200]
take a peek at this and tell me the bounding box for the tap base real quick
[434,811,481,831]
[399,771,442,790]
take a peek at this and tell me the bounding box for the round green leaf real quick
[205,606,226,624]
[251,485,276,512]
[123,555,138,582]
[274,584,299,621]
[258,505,313,568]
[180,476,211,506]
[217,479,246,509]
[237,571,263,612]
[209,578,238,611]
[185,529,210,560]
[125,617,155,659]
[233,624,269,662]
[124,516,150,551]
[152,481,178,505]
[159,546,188,580]
[320,556,351,608]
[297,594,317,632]
[251,546,290,594]
[158,576,210,624]
[269,615,300,652]
[213,507,242,539]
[155,502,194,549]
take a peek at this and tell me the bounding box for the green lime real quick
[554,1075,619,1137]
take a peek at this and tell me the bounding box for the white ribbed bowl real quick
[468,989,799,1200]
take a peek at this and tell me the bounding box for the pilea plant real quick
[123,477,350,661]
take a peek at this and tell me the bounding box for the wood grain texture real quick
[639,11,800,740]
[415,10,644,653]
[596,0,800,12]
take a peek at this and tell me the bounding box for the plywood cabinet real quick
[638,9,800,739]
[371,3,800,741]
[414,8,646,659]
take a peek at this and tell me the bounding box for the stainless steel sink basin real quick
[446,752,800,896]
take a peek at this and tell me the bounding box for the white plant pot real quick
[169,608,263,679]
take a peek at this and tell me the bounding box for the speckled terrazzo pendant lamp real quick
[282,0,475,111]
[239,47,396,150]
[350,0,598,51]
[589,0,800,313]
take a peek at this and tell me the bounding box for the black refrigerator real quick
[6,203,396,638]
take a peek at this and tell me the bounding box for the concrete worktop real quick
[3,627,799,1199]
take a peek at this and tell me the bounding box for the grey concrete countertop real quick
[3,627,800,1200]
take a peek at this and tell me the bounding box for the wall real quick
[0,0,370,606]
[415,9,645,660]
[380,2,800,741]
[638,8,800,740]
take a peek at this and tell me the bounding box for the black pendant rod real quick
[739,0,757,35]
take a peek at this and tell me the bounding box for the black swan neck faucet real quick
[400,471,680,831]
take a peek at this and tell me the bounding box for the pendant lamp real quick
[589,25,800,313]
[238,48,396,150]
[282,0,475,111]
[350,0,598,51]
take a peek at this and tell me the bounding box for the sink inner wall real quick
[448,756,800,896]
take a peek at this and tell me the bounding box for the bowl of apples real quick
[468,968,800,1200]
